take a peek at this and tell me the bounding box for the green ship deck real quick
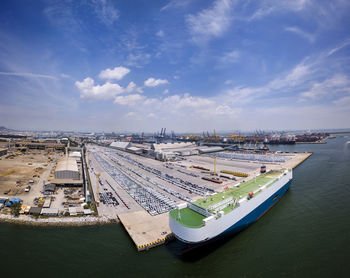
[170,171,282,228]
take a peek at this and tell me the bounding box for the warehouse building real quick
[55,157,79,180]
[151,142,196,152]
[126,146,143,154]
[0,148,7,157]
[44,183,56,194]
[110,141,131,150]
[150,142,199,160]
[41,208,58,216]
[29,207,42,215]
[69,151,82,161]
[198,146,224,154]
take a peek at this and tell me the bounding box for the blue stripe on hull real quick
[180,179,292,253]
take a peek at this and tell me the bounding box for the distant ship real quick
[169,169,292,252]
[264,137,296,145]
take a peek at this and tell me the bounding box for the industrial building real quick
[54,157,80,180]
[150,142,201,160]
[29,207,42,215]
[127,146,143,155]
[198,146,224,154]
[151,142,196,152]
[44,183,56,194]
[60,138,69,145]
[110,141,131,150]
[43,197,51,208]
[110,141,145,155]
[69,151,82,160]
[108,141,225,161]
[0,148,7,157]
[41,208,58,216]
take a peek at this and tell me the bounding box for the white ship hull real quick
[170,170,293,245]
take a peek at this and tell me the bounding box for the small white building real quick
[83,209,92,215]
[68,207,77,216]
[43,197,51,208]
[41,208,58,216]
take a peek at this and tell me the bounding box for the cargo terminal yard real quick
[0,130,313,251]
[0,137,94,221]
[86,144,311,251]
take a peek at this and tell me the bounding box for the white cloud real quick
[268,63,311,90]
[99,66,130,81]
[143,98,159,106]
[125,81,143,93]
[327,40,350,56]
[125,52,151,68]
[160,0,191,12]
[120,29,152,68]
[147,113,156,118]
[285,26,315,43]
[333,96,350,106]
[186,0,235,43]
[301,74,350,99]
[114,94,145,106]
[76,77,124,100]
[252,104,350,130]
[224,61,314,104]
[111,90,241,126]
[125,81,136,93]
[125,111,135,117]
[163,89,169,94]
[156,30,164,37]
[144,77,169,87]
[222,43,350,107]
[163,93,214,109]
[250,0,310,20]
[220,50,240,63]
[214,104,239,116]
[109,92,245,131]
[92,0,119,26]
[0,71,57,79]
[226,86,264,104]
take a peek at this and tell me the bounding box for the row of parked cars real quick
[93,151,175,216]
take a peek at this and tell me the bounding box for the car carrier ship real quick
[169,169,292,251]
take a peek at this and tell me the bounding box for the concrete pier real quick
[281,152,312,169]
[118,211,173,251]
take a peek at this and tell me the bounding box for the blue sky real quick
[0,0,350,132]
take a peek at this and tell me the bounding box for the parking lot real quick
[86,145,261,217]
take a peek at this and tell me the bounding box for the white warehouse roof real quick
[152,142,196,151]
[56,157,78,172]
[69,151,81,158]
[127,146,143,153]
[198,146,223,153]
[110,141,131,149]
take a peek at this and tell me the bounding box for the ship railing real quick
[213,198,238,214]
[188,203,212,217]
[208,196,233,211]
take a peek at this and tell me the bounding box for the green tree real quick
[11,202,21,217]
